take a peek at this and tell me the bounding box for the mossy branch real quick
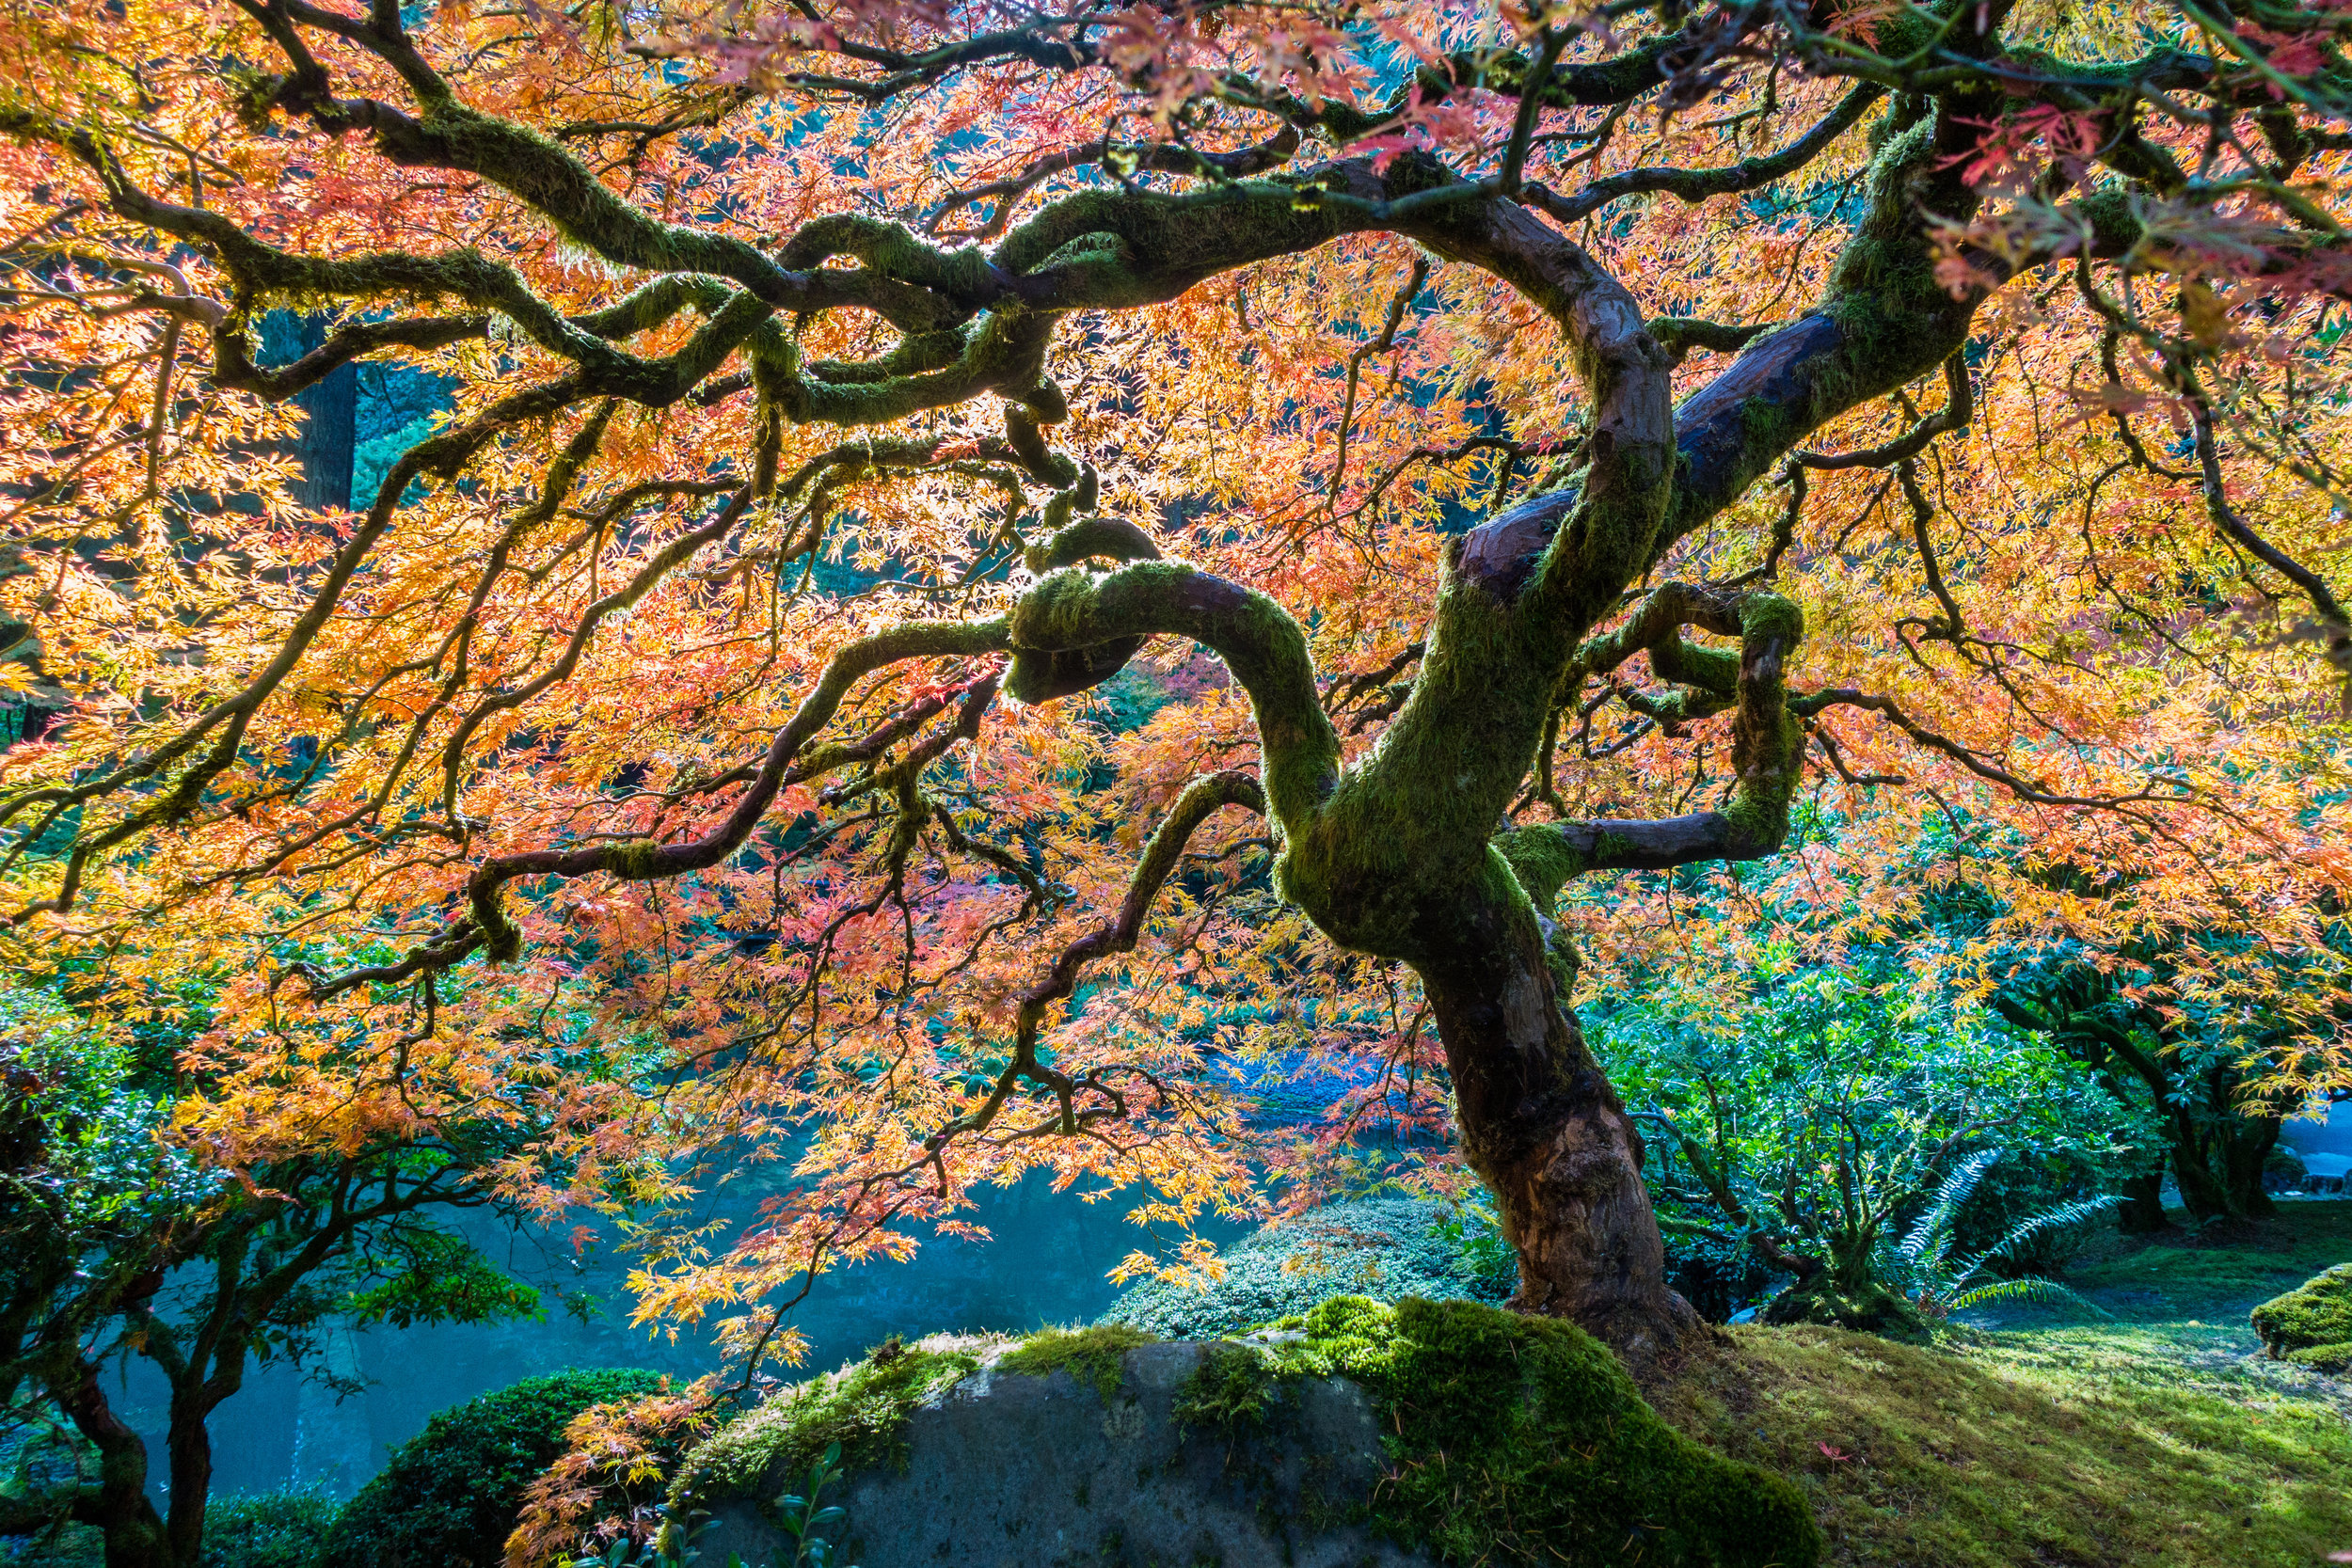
[1006,564,1339,829]
[1498,591,1806,907]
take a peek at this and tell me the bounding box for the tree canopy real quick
[2,0,2348,1415]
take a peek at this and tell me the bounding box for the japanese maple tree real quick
[2,0,2349,1481]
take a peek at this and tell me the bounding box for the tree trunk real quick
[54,1363,168,1568]
[2115,1163,2173,1233]
[2215,1110,2281,1219]
[1412,865,1698,1363]
[163,1378,221,1568]
[292,317,357,513]
[2166,1091,2282,1223]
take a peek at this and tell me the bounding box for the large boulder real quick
[2250,1262,2352,1374]
[674,1297,1820,1568]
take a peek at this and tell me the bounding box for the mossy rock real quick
[678,1302,1819,1568]
[2249,1262,2352,1358]
[2283,1340,2352,1376]
[1224,1296,1820,1567]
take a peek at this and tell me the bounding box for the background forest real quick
[2,0,2350,1564]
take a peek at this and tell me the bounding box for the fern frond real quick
[1899,1148,1999,1266]
[1984,1193,2123,1264]
[1947,1275,2112,1318]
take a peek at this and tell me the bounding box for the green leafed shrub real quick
[318,1368,666,1568]
[199,1489,342,1568]
[2251,1263,2352,1364]
[1098,1197,1511,1338]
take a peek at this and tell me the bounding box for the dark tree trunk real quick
[163,1379,221,1568]
[55,1364,168,1568]
[2210,1109,2281,1220]
[2115,1163,2173,1233]
[2164,1080,2282,1223]
[291,317,357,513]
[1411,868,1697,1361]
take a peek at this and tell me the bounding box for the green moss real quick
[2249,1262,2352,1358]
[1171,1344,1279,1429]
[995,1323,1158,1400]
[1178,1296,1820,1568]
[1739,590,1805,645]
[674,1340,981,1510]
[1494,828,1589,914]
[2282,1339,2352,1375]
[1660,1323,2352,1568]
[2065,1199,2352,1309]
[602,839,667,879]
[1279,566,1561,961]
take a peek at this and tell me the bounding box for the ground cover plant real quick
[1657,1196,2352,1568]
[3,0,2352,1563]
[1659,1321,2352,1568]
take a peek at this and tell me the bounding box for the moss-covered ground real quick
[1658,1199,2352,1568]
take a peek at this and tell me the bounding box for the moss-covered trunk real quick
[55,1362,172,1568]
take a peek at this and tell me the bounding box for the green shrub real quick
[200,1488,341,1568]
[1099,1197,1510,1338]
[319,1368,665,1568]
[2250,1263,2352,1360]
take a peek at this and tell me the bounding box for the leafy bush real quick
[1099,1197,1512,1339]
[1944,1145,2139,1277]
[199,1489,342,1568]
[319,1369,666,1568]
[1594,958,2142,1333]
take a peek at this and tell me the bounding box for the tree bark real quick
[2115,1162,2173,1233]
[292,316,358,513]
[1411,865,1699,1361]
[163,1375,225,1568]
[53,1362,167,1568]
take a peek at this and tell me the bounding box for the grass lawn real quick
[1658,1199,2352,1568]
